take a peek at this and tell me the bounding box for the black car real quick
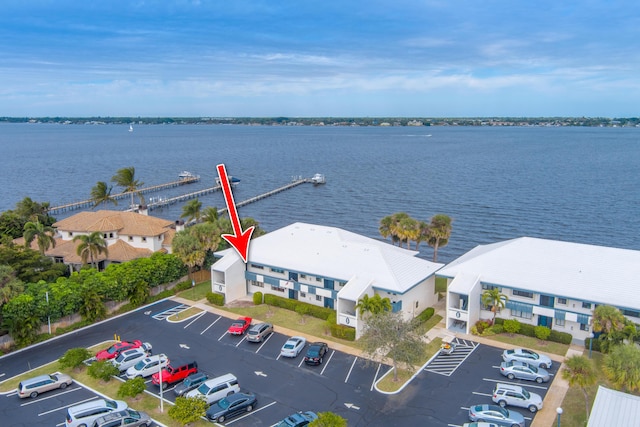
[205,392,257,423]
[173,372,208,397]
[304,342,328,365]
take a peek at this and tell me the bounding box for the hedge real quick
[493,318,572,344]
[330,323,356,341]
[584,337,603,352]
[253,291,263,305]
[264,294,333,321]
[417,307,435,323]
[206,292,224,306]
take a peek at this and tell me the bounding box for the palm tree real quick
[181,198,203,224]
[481,288,508,323]
[23,220,57,254]
[427,214,452,262]
[355,294,393,317]
[379,215,394,243]
[73,232,109,269]
[90,181,118,208]
[201,206,219,224]
[172,231,206,280]
[111,167,144,209]
[562,355,597,419]
[592,305,626,335]
[414,220,430,251]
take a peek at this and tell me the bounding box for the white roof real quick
[437,237,640,309]
[247,222,443,294]
[588,386,640,427]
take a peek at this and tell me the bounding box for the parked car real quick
[18,373,73,398]
[151,359,197,386]
[95,340,152,361]
[174,372,209,397]
[228,317,252,335]
[246,322,273,342]
[304,342,328,365]
[90,409,151,427]
[468,404,525,427]
[492,383,543,413]
[205,392,257,423]
[66,398,127,427]
[463,423,500,427]
[502,348,553,369]
[186,373,240,405]
[110,348,150,372]
[276,411,318,427]
[280,336,306,358]
[499,361,550,383]
[125,354,168,379]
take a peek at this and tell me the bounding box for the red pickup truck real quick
[228,317,252,335]
[151,360,198,386]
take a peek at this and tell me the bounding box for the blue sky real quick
[2,0,638,117]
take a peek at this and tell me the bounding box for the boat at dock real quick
[178,171,199,180]
[215,176,241,186]
[310,173,326,185]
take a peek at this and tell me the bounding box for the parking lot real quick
[0,299,560,426]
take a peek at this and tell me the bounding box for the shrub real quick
[117,377,146,398]
[169,396,208,425]
[503,319,521,335]
[549,330,573,345]
[253,291,263,305]
[585,337,603,353]
[87,360,119,382]
[534,325,551,341]
[474,319,491,335]
[58,348,92,369]
[519,323,536,338]
[263,294,333,320]
[174,280,193,292]
[417,307,435,323]
[484,324,504,335]
[330,323,356,341]
[206,292,224,306]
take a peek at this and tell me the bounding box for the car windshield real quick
[106,399,116,409]
[530,353,539,360]
[529,365,539,373]
[126,409,140,419]
[217,398,230,409]
[115,353,127,362]
[497,406,509,416]
[232,322,243,328]
[133,360,147,370]
[107,346,118,354]
[197,383,210,395]
[522,388,530,399]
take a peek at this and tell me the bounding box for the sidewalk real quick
[172,295,574,427]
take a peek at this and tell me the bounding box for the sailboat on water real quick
[129,124,134,132]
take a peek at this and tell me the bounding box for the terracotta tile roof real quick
[105,239,153,262]
[53,210,174,237]
[45,237,152,264]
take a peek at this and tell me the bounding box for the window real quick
[109,232,114,238]
[555,319,565,327]
[141,236,147,242]
[270,267,284,274]
[482,284,501,291]
[128,236,134,242]
[315,277,322,282]
[582,302,592,309]
[68,232,73,237]
[250,264,264,270]
[270,285,285,293]
[250,280,263,288]
[580,324,590,331]
[513,290,534,298]
[316,295,322,302]
[300,274,307,279]
[103,233,108,239]
[300,292,306,298]
[557,298,567,305]
[338,281,347,287]
[511,309,533,320]
[623,309,640,318]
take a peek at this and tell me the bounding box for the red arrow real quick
[216,164,254,263]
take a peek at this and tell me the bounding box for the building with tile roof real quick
[44,210,177,271]
[211,222,443,337]
[438,237,640,341]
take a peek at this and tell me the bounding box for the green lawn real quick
[486,333,570,356]
[176,281,211,301]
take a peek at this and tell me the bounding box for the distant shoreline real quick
[1,116,638,127]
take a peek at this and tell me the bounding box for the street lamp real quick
[588,332,594,358]
[556,407,563,427]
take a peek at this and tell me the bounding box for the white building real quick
[438,237,640,341]
[588,386,640,427]
[211,222,443,337]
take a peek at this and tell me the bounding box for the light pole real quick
[45,291,51,335]
[556,407,563,427]
[588,332,594,358]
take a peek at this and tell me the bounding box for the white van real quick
[66,398,128,427]
[186,373,239,405]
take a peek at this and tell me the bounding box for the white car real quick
[111,348,150,372]
[502,348,553,369]
[125,354,168,379]
[280,336,306,358]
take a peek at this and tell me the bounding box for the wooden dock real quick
[48,177,200,215]
[217,178,309,215]
[147,184,223,211]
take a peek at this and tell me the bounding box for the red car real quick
[228,317,252,335]
[95,340,152,360]
[152,360,198,386]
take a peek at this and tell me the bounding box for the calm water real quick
[1,123,638,263]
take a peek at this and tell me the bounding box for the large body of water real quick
[1,123,638,264]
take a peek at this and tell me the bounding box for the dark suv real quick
[151,360,197,386]
[304,342,328,365]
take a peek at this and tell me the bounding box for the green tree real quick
[73,231,109,269]
[355,294,392,317]
[168,396,208,425]
[592,305,626,335]
[181,198,203,224]
[15,197,53,224]
[2,293,42,346]
[171,230,206,279]
[603,344,640,392]
[59,348,92,370]
[201,206,219,223]
[117,377,146,399]
[79,287,106,322]
[87,359,119,382]
[481,288,508,323]
[359,311,425,381]
[0,265,24,305]
[111,166,144,208]
[127,280,150,307]
[23,220,57,254]
[90,181,118,208]
[562,355,597,419]
[426,214,452,262]
[309,412,348,427]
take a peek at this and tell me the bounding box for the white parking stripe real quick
[225,400,277,425]
[481,377,549,390]
[20,386,82,406]
[218,331,228,341]
[472,391,492,397]
[371,363,382,391]
[38,396,99,416]
[256,333,274,353]
[345,357,358,383]
[183,311,206,329]
[320,350,335,375]
[297,356,305,368]
[200,316,221,335]
[235,336,247,347]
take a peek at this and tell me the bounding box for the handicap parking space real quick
[424,337,479,377]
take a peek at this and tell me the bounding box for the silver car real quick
[111,348,149,372]
[246,323,274,343]
[91,409,151,427]
[492,383,543,412]
[18,373,73,398]
[499,361,550,383]
[280,336,306,358]
[502,348,552,369]
[468,404,525,427]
